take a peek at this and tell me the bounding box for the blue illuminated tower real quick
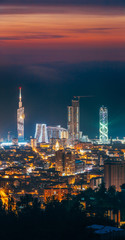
[99,106,108,144]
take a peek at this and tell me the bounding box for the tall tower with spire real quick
[17,87,25,141]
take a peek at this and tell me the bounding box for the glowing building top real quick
[19,87,22,108]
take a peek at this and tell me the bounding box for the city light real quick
[1,2,125,239]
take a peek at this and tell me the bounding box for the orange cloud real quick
[0,5,125,64]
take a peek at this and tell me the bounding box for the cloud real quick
[0,34,65,41]
[0,0,125,6]
[0,5,124,16]
[71,27,119,34]
[25,65,61,82]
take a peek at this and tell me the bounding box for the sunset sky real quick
[0,2,125,139]
[1,5,125,64]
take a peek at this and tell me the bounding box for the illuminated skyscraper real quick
[55,150,64,172]
[68,99,79,142]
[35,124,48,143]
[30,138,37,148]
[17,87,25,141]
[64,150,75,175]
[55,150,75,175]
[35,124,42,142]
[99,106,108,144]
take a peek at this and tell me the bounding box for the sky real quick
[0,2,125,139]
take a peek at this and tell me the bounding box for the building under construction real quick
[68,99,79,142]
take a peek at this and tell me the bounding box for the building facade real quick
[68,99,79,142]
[35,124,48,143]
[47,125,68,142]
[30,138,37,148]
[17,87,25,141]
[55,150,64,172]
[99,106,108,144]
[104,160,125,191]
[35,124,68,144]
[55,149,75,175]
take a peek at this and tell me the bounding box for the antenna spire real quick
[19,87,22,108]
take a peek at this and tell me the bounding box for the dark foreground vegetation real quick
[1,183,125,240]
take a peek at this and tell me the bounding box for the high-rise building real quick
[55,149,75,175]
[55,150,64,172]
[17,87,25,141]
[35,124,48,143]
[30,138,37,148]
[8,131,13,142]
[64,150,75,175]
[68,99,79,142]
[104,159,125,191]
[99,106,108,144]
[34,124,42,142]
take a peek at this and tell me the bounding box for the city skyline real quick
[1,86,125,141]
[1,2,125,237]
[0,3,125,139]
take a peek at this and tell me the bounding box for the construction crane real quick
[74,95,94,100]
